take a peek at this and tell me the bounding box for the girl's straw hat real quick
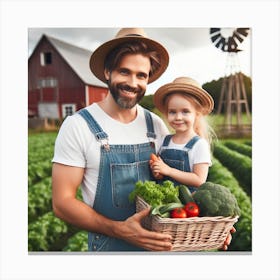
[153,77,214,114]
[89,28,169,84]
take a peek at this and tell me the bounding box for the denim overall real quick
[78,108,156,251]
[158,134,200,193]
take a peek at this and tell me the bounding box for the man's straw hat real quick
[153,77,214,114]
[89,28,169,84]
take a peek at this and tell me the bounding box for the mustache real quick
[117,84,142,94]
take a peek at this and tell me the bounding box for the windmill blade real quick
[236,28,250,37]
[210,33,222,44]
[210,28,221,35]
[215,37,226,50]
[232,30,245,43]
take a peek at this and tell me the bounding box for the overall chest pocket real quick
[160,149,187,172]
[111,160,151,208]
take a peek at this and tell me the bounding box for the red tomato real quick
[184,202,200,217]
[170,208,187,218]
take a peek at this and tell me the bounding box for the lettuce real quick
[129,180,180,207]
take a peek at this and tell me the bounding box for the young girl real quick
[150,76,215,193]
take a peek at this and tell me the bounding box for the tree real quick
[139,94,155,111]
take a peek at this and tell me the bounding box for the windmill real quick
[209,28,251,134]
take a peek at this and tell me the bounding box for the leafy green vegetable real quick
[129,180,180,207]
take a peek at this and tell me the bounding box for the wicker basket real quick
[136,196,238,251]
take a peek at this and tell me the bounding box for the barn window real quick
[40,52,52,66]
[62,104,76,118]
[37,78,57,88]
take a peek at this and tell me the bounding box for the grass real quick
[207,113,252,139]
[207,113,252,128]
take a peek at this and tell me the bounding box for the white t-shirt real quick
[161,137,212,172]
[52,103,169,207]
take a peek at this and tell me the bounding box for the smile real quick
[121,89,136,95]
[119,89,137,99]
[118,84,140,95]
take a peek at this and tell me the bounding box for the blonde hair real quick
[164,92,216,147]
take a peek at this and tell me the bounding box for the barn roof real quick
[44,34,107,88]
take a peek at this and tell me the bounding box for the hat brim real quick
[89,36,169,84]
[153,83,214,114]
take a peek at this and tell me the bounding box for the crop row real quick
[208,157,252,251]
[28,160,52,186]
[222,140,252,158]
[28,132,56,163]
[28,175,83,224]
[29,177,53,223]
[63,231,88,252]
[213,142,252,196]
[28,132,56,186]
[28,211,70,251]
[28,209,86,251]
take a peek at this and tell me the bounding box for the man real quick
[52,28,233,251]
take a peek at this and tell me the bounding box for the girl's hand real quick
[151,157,171,177]
[149,159,163,179]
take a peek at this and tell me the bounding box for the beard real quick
[107,78,146,109]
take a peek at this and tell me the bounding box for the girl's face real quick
[166,93,197,134]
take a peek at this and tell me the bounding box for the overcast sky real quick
[28,27,251,94]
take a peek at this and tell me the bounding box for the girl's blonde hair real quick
[164,92,217,147]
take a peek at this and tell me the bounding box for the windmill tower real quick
[209,28,251,134]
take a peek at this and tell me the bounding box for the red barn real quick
[28,34,108,119]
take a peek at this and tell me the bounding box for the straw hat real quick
[153,77,214,114]
[89,28,169,84]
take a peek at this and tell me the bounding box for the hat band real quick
[125,34,144,37]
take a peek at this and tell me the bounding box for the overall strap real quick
[162,134,173,146]
[78,109,108,141]
[144,109,156,140]
[185,135,201,149]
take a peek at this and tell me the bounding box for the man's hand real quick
[221,227,236,250]
[116,208,173,251]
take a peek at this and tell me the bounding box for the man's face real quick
[105,53,151,109]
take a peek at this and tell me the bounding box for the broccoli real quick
[193,182,241,217]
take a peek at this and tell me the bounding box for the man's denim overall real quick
[158,134,200,193]
[78,108,156,251]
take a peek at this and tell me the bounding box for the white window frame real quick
[62,104,76,118]
[37,78,58,88]
[40,51,52,66]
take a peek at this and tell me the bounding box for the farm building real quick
[28,34,108,120]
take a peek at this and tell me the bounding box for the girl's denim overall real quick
[78,108,156,251]
[158,134,200,193]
